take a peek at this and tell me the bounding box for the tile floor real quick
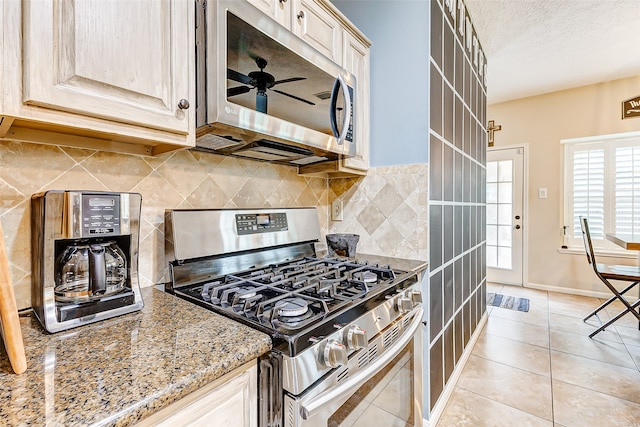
[437,283,640,427]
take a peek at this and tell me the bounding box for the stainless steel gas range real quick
[165,208,424,427]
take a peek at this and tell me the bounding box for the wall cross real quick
[487,120,502,147]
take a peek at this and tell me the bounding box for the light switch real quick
[538,188,548,199]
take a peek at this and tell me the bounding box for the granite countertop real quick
[0,287,272,426]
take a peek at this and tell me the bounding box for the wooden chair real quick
[579,217,640,338]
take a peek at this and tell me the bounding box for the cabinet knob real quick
[178,99,190,110]
[297,11,305,20]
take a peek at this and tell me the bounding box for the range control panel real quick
[81,193,121,237]
[235,212,288,235]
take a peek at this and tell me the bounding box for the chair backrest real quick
[579,216,598,269]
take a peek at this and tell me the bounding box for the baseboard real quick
[422,310,489,427]
[525,282,614,300]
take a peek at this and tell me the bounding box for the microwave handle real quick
[329,74,352,146]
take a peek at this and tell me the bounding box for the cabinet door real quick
[291,0,342,63]
[246,0,292,28]
[342,32,370,171]
[136,363,257,427]
[22,0,191,134]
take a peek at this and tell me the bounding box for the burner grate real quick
[185,256,402,333]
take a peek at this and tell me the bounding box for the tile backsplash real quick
[328,164,428,261]
[0,140,330,310]
[1,140,428,311]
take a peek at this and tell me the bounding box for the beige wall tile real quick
[1,140,427,310]
[0,141,329,309]
[0,141,75,195]
[81,150,153,192]
[329,164,428,261]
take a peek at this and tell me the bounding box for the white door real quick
[486,147,525,285]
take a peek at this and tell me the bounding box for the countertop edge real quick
[0,288,273,427]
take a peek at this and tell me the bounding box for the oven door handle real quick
[299,307,424,421]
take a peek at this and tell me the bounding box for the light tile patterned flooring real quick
[437,283,640,427]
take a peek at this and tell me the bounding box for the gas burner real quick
[200,280,222,302]
[353,271,378,283]
[237,290,257,300]
[275,297,309,317]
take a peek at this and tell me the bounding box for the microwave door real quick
[225,11,340,141]
[226,12,332,121]
[202,3,359,161]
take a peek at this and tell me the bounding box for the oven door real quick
[284,308,423,427]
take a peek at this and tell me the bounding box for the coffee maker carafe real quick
[55,241,128,301]
[31,190,144,333]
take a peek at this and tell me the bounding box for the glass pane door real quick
[486,147,524,285]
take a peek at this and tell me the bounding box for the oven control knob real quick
[345,325,367,350]
[408,290,423,304]
[321,339,348,368]
[397,296,414,313]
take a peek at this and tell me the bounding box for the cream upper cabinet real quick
[1,0,195,155]
[22,0,191,134]
[247,0,342,64]
[135,362,257,427]
[246,0,292,28]
[291,0,342,64]
[342,31,370,171]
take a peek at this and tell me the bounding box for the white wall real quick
[488,75,640,295]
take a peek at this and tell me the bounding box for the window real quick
[563,132,640,250]
[486,159,513,269]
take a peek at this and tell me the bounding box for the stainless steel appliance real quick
[165,208,423,426]
[31,190,144,333]
[194,0,356,166]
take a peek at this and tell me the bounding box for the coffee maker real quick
[31,190,144,333]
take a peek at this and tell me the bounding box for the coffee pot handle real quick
[89,245,107,296]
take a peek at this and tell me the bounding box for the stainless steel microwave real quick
[195,0,356,166]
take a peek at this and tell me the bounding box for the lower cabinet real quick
[135,361,257,427]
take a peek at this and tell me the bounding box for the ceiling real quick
[464,0,640,105]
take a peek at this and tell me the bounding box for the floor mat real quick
[487,292,530,312]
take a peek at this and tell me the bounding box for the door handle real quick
[329,74,352,146]
[515,225,521,230]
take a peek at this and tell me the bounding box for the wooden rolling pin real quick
[0,220,27,374]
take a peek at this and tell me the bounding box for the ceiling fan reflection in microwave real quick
[227,56,316,114]
[194,1,357,165]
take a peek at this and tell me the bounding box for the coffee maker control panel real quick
[82,194,121,237]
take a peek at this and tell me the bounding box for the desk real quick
[606,233,640,251]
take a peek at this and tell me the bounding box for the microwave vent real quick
[196,133,242,150]
[290,156,329,165]
[233,139,315,161]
